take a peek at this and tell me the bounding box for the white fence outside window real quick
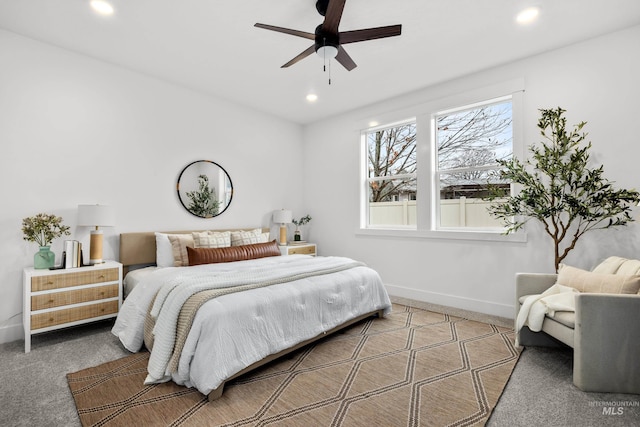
[369,197,505,228]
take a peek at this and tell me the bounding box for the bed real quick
[112,228,392,401]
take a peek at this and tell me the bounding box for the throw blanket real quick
[515,283,578,347]
[144,256,364,384]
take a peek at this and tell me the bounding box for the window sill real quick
[356,227,527,243]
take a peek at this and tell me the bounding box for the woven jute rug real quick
[67,304,520,426]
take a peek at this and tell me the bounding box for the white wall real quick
[0,30,304,343]
[303,25,640,318]
[3,25,639,344]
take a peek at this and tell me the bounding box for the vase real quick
[294,229,301,241]
[34,246,55,269]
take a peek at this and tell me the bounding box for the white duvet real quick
[112,255,392,396]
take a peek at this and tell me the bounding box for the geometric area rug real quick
[67,304,521,427]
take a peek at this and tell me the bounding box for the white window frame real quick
[361,118,417,230]
[358,79,526,242]
[432,95,514,232]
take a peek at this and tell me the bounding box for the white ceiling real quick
[1,1,639,125]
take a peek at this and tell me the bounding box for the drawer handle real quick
[99,292,105,296]
[48,299,54,303]
[98,275,105,279]
[47,281,54,285]
[48,317,54,322]
[100,308,105,312]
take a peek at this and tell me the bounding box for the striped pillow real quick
[557,264,640,294]
[167,234,194,267]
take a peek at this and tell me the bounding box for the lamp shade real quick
[77,204,115,227]
[273,209,292,224]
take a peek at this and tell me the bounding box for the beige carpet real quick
[67,304,520,426]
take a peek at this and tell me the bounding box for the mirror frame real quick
[176,160,233,218]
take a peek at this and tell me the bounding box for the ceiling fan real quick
[254,0,402,71]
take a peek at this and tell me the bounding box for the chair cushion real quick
[557,264,640,294]
[546,311,575,329]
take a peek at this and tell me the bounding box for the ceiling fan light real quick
[316,45,338,59]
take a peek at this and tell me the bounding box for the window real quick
[364,120,417,228]
[359,80,523,240]
[433,97,513,229]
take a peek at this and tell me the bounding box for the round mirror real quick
[177,160,233,218]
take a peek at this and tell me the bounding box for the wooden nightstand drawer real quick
[287,245,316,255]
[31,284,119,311]
[31,268,119,292]
[30,300,119,330]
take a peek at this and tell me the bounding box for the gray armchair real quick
[515,263,640,394]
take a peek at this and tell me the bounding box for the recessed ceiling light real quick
[516,7,539,24]
[90,0,114,16]
[306,93,318,102]
[369,121,379,127]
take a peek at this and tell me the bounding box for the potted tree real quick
[487,107,640,271]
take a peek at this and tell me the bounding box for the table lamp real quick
[77,204,115,264]
[273,209,292,246]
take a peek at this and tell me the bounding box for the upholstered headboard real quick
[119,228,270,273]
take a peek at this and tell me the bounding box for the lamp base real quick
[279,225,287,246]
[89,230,104,265]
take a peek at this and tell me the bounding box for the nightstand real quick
[23,261,123,353]
[280,243,317,256]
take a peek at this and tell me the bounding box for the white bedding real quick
[122,266,159,298]
[112,255,391,396]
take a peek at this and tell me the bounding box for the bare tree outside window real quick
[367,123,417,202]
[437,103,513,170]
[435,100,513,228]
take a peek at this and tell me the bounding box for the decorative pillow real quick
[187,240,281,266]
[167,234,195,267]
[230,228,267,246]
[557,264,640,294]
[592,256,640,276]
[154,232,175,268]
[192,231,231,248]
[591,256,628,274]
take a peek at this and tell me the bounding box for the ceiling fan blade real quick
[254,23,315,40]
[340,25,402,44]
[335,46,357,71]
[281,45,316,68]
[322,0,346,34]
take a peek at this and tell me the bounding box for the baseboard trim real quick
[0,322,23,345]
[385,284,514,327]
